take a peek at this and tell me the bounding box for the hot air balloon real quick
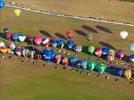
[0,47,9,54]
[96,63,107,74]
[0,41,5,48]
[115,50,125,59]
[58,39,65,48]
[87,45,95,55]
[42,38,51,47]
[51,39,58,48]
[120,31,128,39]
[42,49,55,61]
[102,47,109,56]
[18,33,26,42]
[9,42,16,51]
[66,31,74,39]
[81,60,88,70]
[14,46,23,56]
[26,35,34,44]
[116,68,124,77]
[0,0,5,9]
[87,60,96,71]
[14,9,21,16]
[25,46,36,59]
[62,57,69,66]
[129,43,134,52]
[22,48,29,58]
[28,50,35,59]
[34,36,42,45]
[69,56,78,67]
[12,33,18,41]
[74,60,82,68]
[124,69,132,80]
[34,51,42,60]
[73,45,82,53]
[54,54,62,64]
[5,32,12,40]
[129,54,134,63]
[107,49,115,62]
[94,47,102,57]
[66,40,76,49]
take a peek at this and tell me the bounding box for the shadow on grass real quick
[75,30,87,37]
[99,41,117,50]
[39,30,53,38]
[55,32,67,40]
[96,25,113,33]
[82,25,98,33]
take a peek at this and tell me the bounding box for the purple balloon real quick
[116,50,125,59]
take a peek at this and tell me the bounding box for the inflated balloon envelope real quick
[0,0,5,9]
[14,9,21,16]
[129,43,134,52]
[120,31,128,39]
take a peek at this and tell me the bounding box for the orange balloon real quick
[0,47,9,54]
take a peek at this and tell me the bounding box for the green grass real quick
[1,7,134,100]
[6,0,134,23]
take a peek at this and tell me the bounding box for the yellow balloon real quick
[14,9,21,16]
[124,69,132,80]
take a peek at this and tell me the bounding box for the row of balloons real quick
[0,41,133,79]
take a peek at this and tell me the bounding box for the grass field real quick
[0,7,134,100]
[6,0,134,23]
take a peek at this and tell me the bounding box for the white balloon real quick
[120,31,128,39]
[0,41,5,47]
[129,43,134,52]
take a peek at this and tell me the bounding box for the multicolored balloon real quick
[94,47,102,57]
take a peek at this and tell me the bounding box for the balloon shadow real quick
[39,30,53,38]
[99,41,117,50]
[75,30,87,37]
[82,25,98,33]
[96,25,113,33]
[55,32,67,40]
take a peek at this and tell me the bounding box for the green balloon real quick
[88,45,95,55]
[96,63,107,74]
[87,60,96,71]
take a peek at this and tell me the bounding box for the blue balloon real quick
[42,49,55,62]
[58,39,65,46]
[129,54,134,63]
[0,0,5,9]
[116,68,124,76]
[69,56,78,67]
[67,40,76,49]
[51,39,58,48]
[102,47,109,55]
[81,60,88,69]
[12,33,18,41]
